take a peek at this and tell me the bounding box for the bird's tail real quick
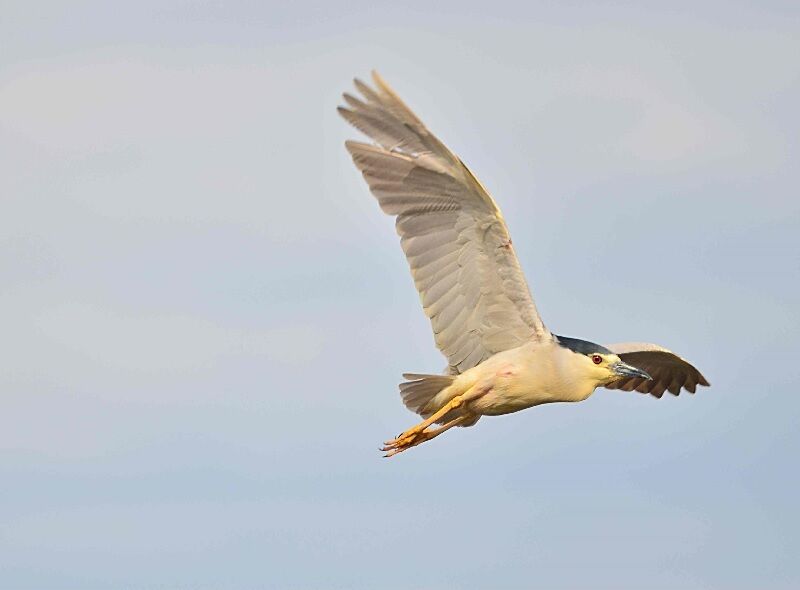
[399,373,456,418]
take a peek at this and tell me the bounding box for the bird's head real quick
[555,335,651,387]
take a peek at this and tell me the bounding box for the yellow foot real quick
[380,415,468,458]
[381,429,431,457]
[383,425,423,448]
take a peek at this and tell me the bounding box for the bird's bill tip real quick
[611,361,652,380]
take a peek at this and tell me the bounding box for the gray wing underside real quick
[604,342,710,398]
[339,72,550,374]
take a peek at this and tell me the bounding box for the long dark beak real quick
[611,361,651,380]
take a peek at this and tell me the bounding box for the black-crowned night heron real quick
[339,72,710,457]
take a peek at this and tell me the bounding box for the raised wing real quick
[339,72,550,374]
[604,342,710,398]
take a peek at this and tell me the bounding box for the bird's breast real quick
[467,343,597,416]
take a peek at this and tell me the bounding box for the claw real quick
[383,446,407,458]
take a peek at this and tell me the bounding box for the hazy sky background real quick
[2,1,799,588]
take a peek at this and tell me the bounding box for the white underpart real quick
[431,341,600,417]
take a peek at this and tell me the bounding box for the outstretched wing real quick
[604,342,710,398]
[339,71,550,374]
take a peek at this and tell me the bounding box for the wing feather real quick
[604,342,710,398]
[341,72,550,373]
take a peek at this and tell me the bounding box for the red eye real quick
[592,355,602,365]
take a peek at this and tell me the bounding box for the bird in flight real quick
[339,72,709,457]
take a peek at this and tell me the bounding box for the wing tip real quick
[371,69,387,89]
[342,92,364,109]
[343,139,381,155]
[353,76,378,100]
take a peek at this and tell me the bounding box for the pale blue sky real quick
[2,1,799,588]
